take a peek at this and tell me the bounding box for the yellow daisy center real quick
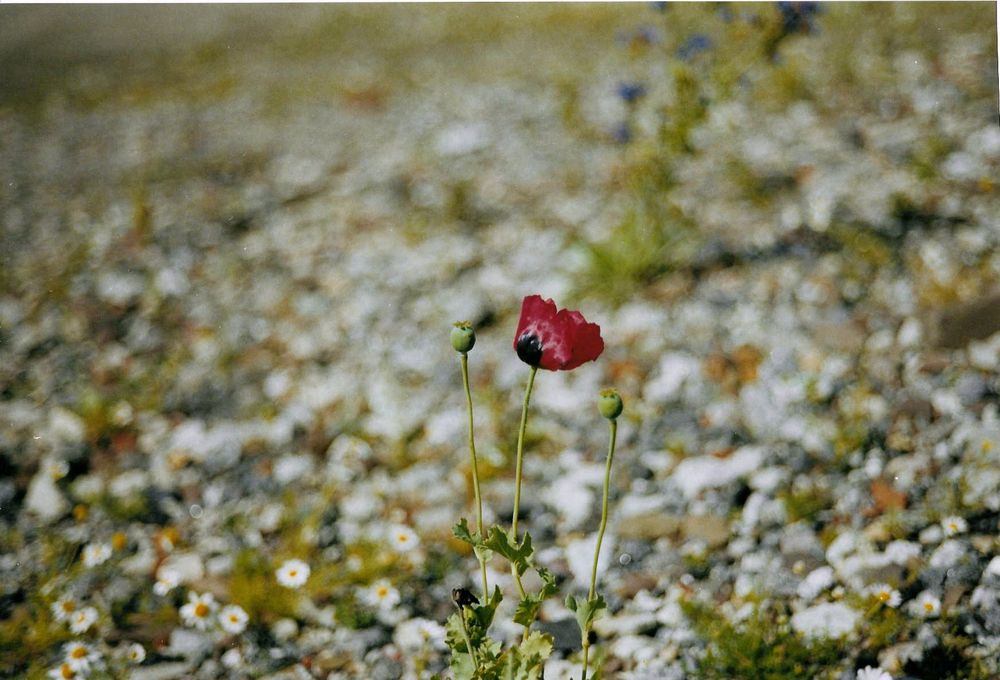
[230,614,240,623]
[61,602,76,614]
[288,569,298,578]
[924,601,934,611]
[377,586,389,598]
[194,603,209,617]
[877,591,889,602]
[61,664,75,679]
[71,647,87,659]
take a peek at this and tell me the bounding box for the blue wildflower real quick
[676,34,714,62]
[616,82,647,104]
[611,122,632,145]
[776,2,821,35]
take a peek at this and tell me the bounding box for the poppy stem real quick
[581,418,617,680]
[510,364,537,599]
[460,353,489,601]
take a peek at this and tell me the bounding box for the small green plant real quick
[682,600,849,680]
[444,296,626,680]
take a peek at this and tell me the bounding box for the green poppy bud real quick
[598,388,623,420]
[451,321,476,353]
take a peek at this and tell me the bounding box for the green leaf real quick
[513,597,542,628]
[484,526,533,577]
[512,567,560,627]
[573,594,607,639]
[535,566,558,599]
[501,632,553,680]
[453,518,480,545]
[469,586,504,632]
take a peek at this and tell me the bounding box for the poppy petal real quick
[513,295,604,371]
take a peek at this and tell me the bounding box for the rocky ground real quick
[1,4,999,680]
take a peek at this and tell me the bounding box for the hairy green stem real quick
[457,607,479,669]
[582,418,617,680]
[460,353,489,601]
[510,365,537,600]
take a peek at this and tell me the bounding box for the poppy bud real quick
[451,322,476,353]
[598,388,623,420]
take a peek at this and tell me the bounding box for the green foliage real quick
[777,485,832,524]
[483,526,534,578]
[513,567,558,628]
[682,600,848,680]
[447,524,559,677]
[227,549,299,623]
[566,593,607,645]
[453,518,494,564]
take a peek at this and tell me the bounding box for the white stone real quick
[928,540,965,569]
[159,553,204,584]
[273,454,314,485]
[271,618,299,642]
[48,407,86,443]
[24,468,68,523]
[109,470,149,498]
[565,533,616,589]
[671,446,765,499]
[644,353,701,403]
[593,613,657,638]
[797,566,835,600]
[166,629,212,659]
[790,602,861,639]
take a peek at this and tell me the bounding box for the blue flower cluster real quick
[616,82,647,104]
[776,2,821,35]
[676,34,714,62]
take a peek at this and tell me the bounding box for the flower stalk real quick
[581,389,622,680]
[459,351,489,601]
[509,364,537,599]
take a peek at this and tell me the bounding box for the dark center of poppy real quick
[516,333,543,366]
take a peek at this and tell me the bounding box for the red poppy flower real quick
[513,295,604,371]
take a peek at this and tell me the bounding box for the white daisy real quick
[124,642,146,664]
[153,566,180,596]
[915,591,941,618]
[388,524,420,553]
[362,579,400,610]
[81,543,112,568]
[179,591,217,629]
[68,606,98,634]
[941,516,968,537]
[866,583,902,608]
[48,663,80,680]
[219,604,249,634]
[275,559,310,589]
[857,666,892,680]
[51,596,78,623]
[63,641,100,672]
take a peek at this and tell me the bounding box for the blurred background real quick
[1,3,999,679]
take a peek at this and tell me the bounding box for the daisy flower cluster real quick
[46,638,146,678]
[179,591,249,635]
[51,596,99,634]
